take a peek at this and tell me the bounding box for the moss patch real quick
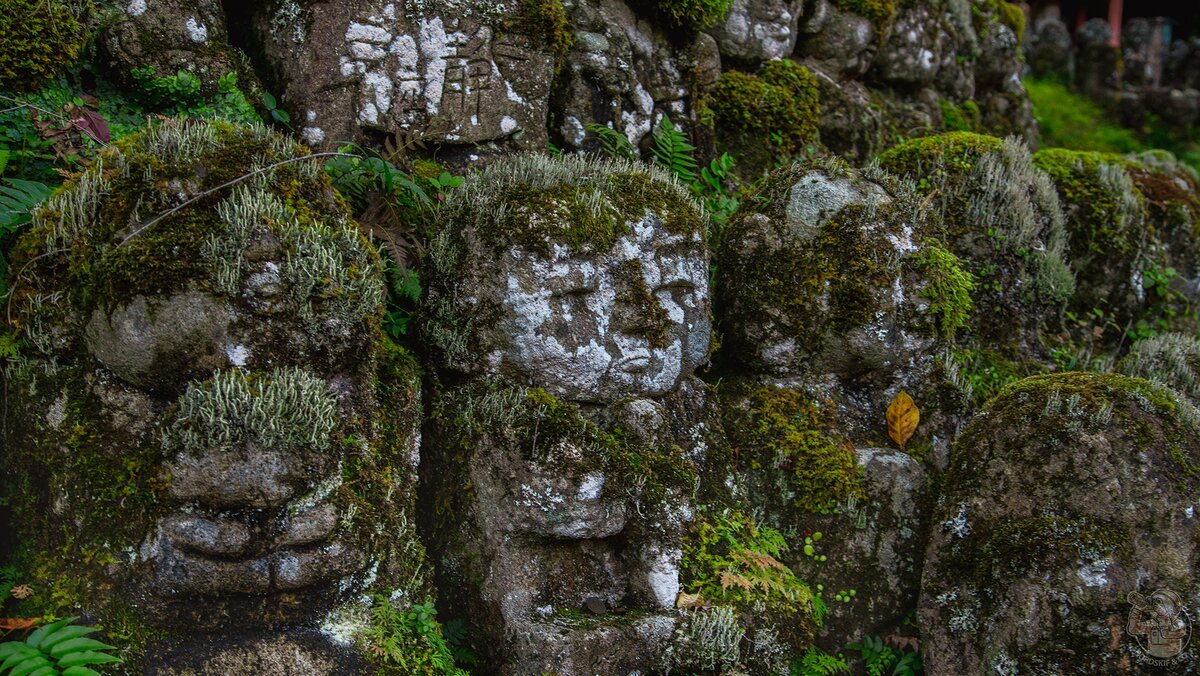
[876,131,1004,182]
[722,385,863,513]
[702,60,820,173]
[915,245,976,337]
[654,0,734,33]
[0,0,87,93]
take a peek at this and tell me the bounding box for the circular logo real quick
[1127,589,1192,661]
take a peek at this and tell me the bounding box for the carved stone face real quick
[5,121,394,634]
[494,219,710,404]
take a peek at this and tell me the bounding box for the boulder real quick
[706,0,804,64]
[921,373,1200,673]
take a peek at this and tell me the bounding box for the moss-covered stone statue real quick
[712,157,946,648]
[421,154,740,672]
[921,372,1200,673]
[1,119,436,672]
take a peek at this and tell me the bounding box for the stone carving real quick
[3,119,424,671]
[553,0,721,153]
[247,0,554,154]
[421,154,714,672]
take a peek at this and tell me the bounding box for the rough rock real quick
[100,0,247,92]
[706,0,804,64]
[1075,18,1120,99]
[795,3,878,79]
[421,154,713,672]
[921,373,1200,674]
[1026,17,1073,82]
[807,447,930,646]
[715,158,945,426]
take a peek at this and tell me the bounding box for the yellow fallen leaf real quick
[675,591,707,609]
[887,390,920,450]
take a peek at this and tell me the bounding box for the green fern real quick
[0,617,122,675]
[652,116,699,184]
[585,123,639,162]
[793,646,850,675]
[0,178,51,235]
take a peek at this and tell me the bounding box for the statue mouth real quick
[145,508,364,597]
[614,354,652,373]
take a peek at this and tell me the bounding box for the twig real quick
[117,151,355,247]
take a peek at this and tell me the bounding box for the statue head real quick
[425,154,711,403]
[3,119,417,637]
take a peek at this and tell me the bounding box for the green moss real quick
[916,245,976,337]
[703,60,820,170]
[13,118,381,323]
[723,386,863,513]
[717,181,904,365]
[441,154,702,260]
[517,0,573,60]
[654,0,734,33]
[997,1,1026,41]
[1032,147,1143,256]
[939,99,981,133]
[0,0,86,93]
[876,132,1004,182]
[830,0,895,34]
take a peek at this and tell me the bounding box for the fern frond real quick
[0,179,52,236]
[652,117,698,184]
[586,123,639,162]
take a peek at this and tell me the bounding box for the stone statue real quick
[2,118,425,672]
[421,153,715,673]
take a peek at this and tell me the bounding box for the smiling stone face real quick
[496,219,709,403]
[426,154,711,403]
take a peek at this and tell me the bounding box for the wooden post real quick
[1108,0,1123,46]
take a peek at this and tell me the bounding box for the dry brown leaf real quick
[9,584,32,600]
[0,617,40,633]
[675,591,707,609]
[734,548,786,572]
[886,390,920,450]
[886,633,920,653]
[719,571,752,593]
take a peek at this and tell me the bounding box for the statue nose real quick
[165,445,309,510]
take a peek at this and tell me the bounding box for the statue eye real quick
[552,286,595,299]
[655,280,696,295]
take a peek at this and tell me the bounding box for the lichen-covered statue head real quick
[2,119,427,669]
[425,153,711,403]
[422,154,717,672]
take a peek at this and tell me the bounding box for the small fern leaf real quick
[652,117,698,184]
[586,123,638,162]
[0,178,52,234]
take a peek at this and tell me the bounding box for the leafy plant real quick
[0,177,51,297]
[439,619,477,667]
[793,646,850,675]
[847,635,922,676]
[0,617,122,675]
[586,122,639,162]
[261,90,291,127]
[358,597,466,674]
[383,259,422,338]
[652,116,699,184]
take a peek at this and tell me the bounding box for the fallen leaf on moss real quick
[887,390,920,450]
